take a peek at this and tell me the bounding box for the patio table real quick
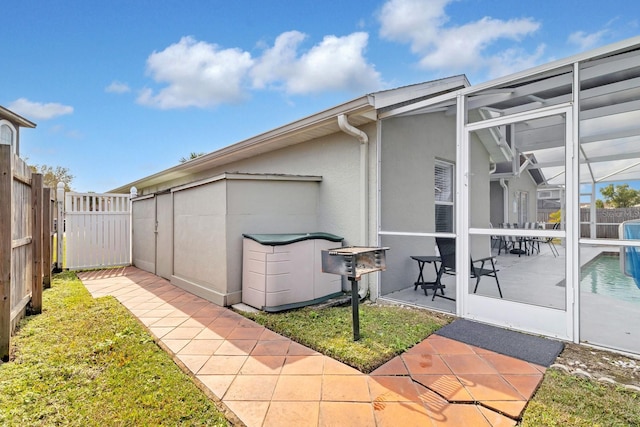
[410,255,443,295]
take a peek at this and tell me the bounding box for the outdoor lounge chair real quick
[422,237,502,301]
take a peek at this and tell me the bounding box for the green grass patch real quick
[0,271,228,427]
[239,303,451,373]
[521,369,640,426]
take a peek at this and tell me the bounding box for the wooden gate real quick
[64,192,131,270]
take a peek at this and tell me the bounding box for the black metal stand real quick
[349,278,360,341]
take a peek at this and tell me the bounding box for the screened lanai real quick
[377,36,640,356]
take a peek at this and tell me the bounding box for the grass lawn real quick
[3,271,638,426]
[240,304,640,426]
[239,303,451,373]
[0,272,229,427]
[521,369,640,426]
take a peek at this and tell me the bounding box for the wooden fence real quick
[0,145,52,361]
[539,207,640,238]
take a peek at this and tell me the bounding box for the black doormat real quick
[435,319,564,367]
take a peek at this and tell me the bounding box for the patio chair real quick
[531,222,560,257]
[423,237,503,301]
[498,223,527,256]
[523,222,540,254]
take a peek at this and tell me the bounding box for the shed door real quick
[155,193,172,280]
[131,196,156,274]
[461,106,573,341]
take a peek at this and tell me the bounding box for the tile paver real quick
[79,267,547,426]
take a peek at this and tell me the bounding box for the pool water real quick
[580,255,640,304]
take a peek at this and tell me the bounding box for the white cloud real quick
[568,30,608,51]
[379,0,541,74]
[7,98,73,120]
[137,36,254,109]
[105,81,131,94]
[251,31,307,90]
[139,32,382,109]
[252,31,382,94]
[486,44,546,79]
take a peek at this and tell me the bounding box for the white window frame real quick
[435,159,455,233]
[0,121,17,154]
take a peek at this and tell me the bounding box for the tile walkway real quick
[78,267,546,427]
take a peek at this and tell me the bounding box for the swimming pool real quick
[580,254,640,304]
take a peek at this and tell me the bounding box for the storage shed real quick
[131,173,324,306]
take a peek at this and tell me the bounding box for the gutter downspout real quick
[338,114,369,299]
[500,178,509,223]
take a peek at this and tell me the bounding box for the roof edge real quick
[0,106,37,128]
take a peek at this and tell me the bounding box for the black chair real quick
[422,237,502,301]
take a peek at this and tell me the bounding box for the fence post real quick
[31,173,43,314]
[0,145,12,361]
[130,186,137,266]
[56,183,64,271]
[43,187,52,289]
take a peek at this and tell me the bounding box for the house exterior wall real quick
[468,131,492,259]
[489,175,539,227]
[377,111,492,295]
[490,181,505,226]
[204,129,368,245]
[379,112,457,294]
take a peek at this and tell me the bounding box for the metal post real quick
[349,278,360,341]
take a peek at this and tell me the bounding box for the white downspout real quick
[338,114,369,298]
[500,178,509,223]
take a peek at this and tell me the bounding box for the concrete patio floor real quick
[78,267,547,427]
[383,244,640,355]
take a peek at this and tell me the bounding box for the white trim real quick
[464,102,573,131]
[456,93,467,313]
[171,172,323,193]
[470,228,563,238]
[464,102,574,339]
[378,231,457,238]
[580,238,640,247]
[466,295,571,340]
[570,63,581,344]
[0,120,17,153]
[131,193,155,202]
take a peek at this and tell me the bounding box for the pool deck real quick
[79,267,547,427]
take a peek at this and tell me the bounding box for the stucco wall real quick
[379,112,457,294]
[378,111,493,295]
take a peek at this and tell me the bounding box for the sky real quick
[2,0,639,193]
